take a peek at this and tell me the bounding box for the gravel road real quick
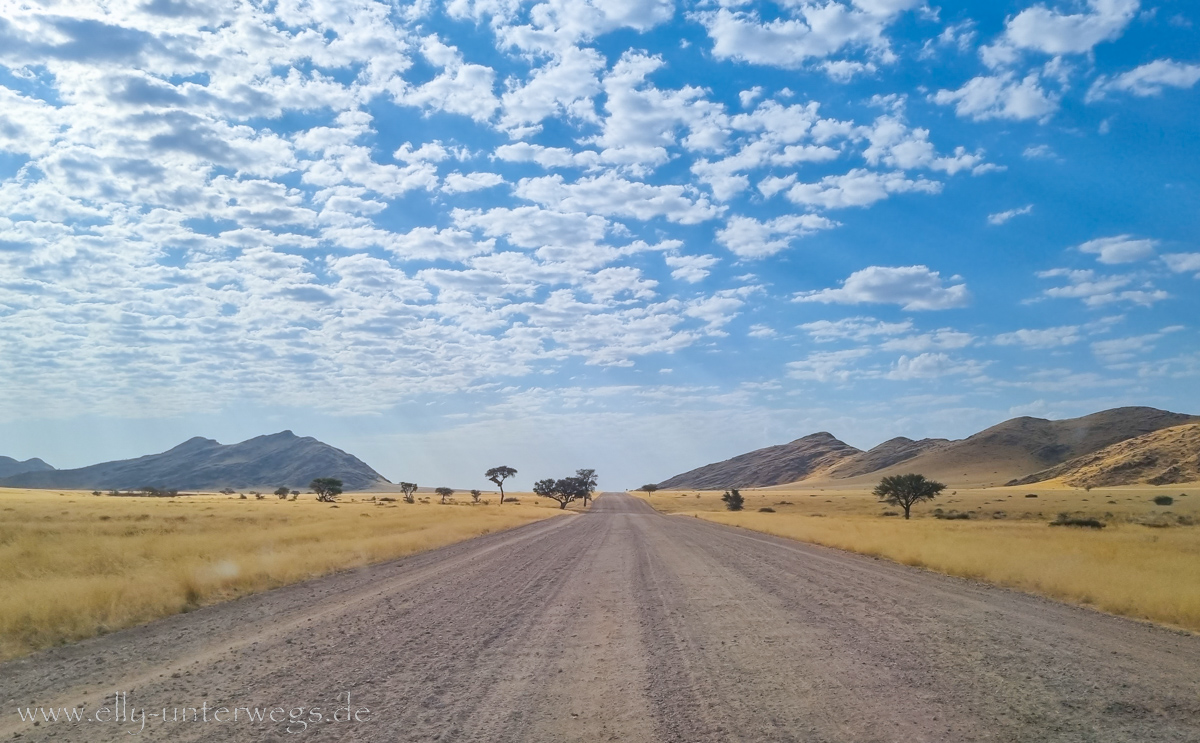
[3,493,1198,742]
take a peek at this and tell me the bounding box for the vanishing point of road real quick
[2,493,1198,742]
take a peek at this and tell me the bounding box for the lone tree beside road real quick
[399,482,418,504]
[436,487,454,504]
[873,473,945,520]
[486,466,517,505]
[311,478,343,503]
[533,476,587,509]
[722,488,744,511]
[639,484,659,496]
[576,468,598,506]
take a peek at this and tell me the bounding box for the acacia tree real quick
[533,476,586,509]
[311,478,343,503]
[274,486,290,499]
[873,473,945,520]
[575,468,598,506]
[399,482,418,504]
[721,488,744,511]
[639,484,659,496]
[470,489,482,503]
[486,466,517,505]
[436,487,454,504]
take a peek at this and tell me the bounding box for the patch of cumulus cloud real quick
[0,0,1192,423]
[795,266,971,311]
[927,0,1196,124]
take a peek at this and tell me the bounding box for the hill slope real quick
[807,407,1199,488]
[819,437,951,479]
[656,407,1198,490]
[657,433,860,490]
[1011,423,1200,488]
[0,456,54,479]
[0,431,388,491]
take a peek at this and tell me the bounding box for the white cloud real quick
[1163,253,1200,277]
[787,349,872,382]
[401,37,500,122]
[739,87,764,107]
[1036,268,1168,306]
[886,352,984,380]
[880,329,975,352]
[800,317,913,342]
[442,171,506,193]
[994,326,1083,348]
[748,323,777,338]
[786,169,942,210]
[1088,59,1200,101]
[685,291,746,333]
[586,266,657,302]
[796,265,970,310]
[494,142,602,169]
[1022,144,1056,159]
[1077,234,1157,264]
[862,115,992,174]
[1091,332,1168,364]
[1002,0,1139,55]
[499,46,604,131]
[699,2,918,72]
[492,0,675,53]
[453,206,609,248]
[590,51,729,168]
[932,72,1059,122]
[516,173,724,224]
[665,254,720,283]
[987,204,1034,225]
[715,214,838,258]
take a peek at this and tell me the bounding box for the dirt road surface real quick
[3,493,1198,742]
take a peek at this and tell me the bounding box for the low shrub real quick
[1025,493,1038,498]
[758,507,775,513]
[1153,495,1174,506]
[934,512,971,520]
[1050,513,1105,529]
[881,511,899,517]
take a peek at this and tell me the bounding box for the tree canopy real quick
[310,477,343,503]
[532,476,587,509]
[721,488,743,511]
[486,466,517,504]
[873,473,945,519]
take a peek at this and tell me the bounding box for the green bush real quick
[721,489,744,511]
[1050,513,1105,529]
[1153,495,1174,506]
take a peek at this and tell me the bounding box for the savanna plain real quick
[638,482,1200,632]
[0,488,566,661]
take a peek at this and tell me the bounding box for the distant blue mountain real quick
[0,431,388,491]
[0,456,55,479]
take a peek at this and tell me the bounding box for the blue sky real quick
[0,0,1198,490]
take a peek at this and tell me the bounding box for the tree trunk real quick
[903,503,911,519]
[498,485,504,505]
[559,500,568,509]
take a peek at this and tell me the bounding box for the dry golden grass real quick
[0,488,566,661]
[636,482,1200,632]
